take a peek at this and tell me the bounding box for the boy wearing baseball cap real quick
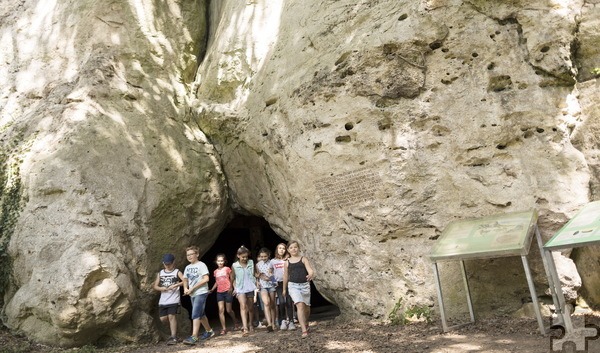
[153,253,184,345]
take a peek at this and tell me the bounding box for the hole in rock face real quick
[265,97,278,107]
[429,41,442,50]
[345,122,354,131]
[335,135,351,143]
[378,119,392,131]
[198,215,339,321]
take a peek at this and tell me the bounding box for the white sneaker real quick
[280,320,288,330]
[287,321,296,330]
[257,322,266,329]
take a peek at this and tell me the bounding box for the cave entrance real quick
[199,215,338,322]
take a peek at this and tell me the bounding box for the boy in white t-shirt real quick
[153,253,184,345]
[182,246,215,345]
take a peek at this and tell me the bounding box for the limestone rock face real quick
[573,244,600,306]
[570,3,600,309]
[2,0,600,348]
[550,252,582,302]
[1,0,228,347]
[194,0,598,320]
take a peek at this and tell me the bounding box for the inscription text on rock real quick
[315,168,381,209]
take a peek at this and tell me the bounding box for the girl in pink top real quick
[209,254,240,335]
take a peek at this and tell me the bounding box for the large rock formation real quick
[1,0,600,347]
[194,0,598,318]
[1,0,228,347]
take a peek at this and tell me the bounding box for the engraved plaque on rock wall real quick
[314,168,381,209]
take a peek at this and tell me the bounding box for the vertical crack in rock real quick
[573,1,598,82]
[196,0,212,67]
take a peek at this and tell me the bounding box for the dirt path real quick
[6,305,600,353]
[3,313,559,353]
[123,317,548,353]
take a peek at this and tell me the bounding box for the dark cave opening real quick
[198,215,339,322]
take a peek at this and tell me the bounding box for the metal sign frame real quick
[543,201,600,333]
[430,210,547,334]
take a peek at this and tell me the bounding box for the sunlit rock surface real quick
[194,0,599,320]
[1,0,228,347]
[2,0,600,347]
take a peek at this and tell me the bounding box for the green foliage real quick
[592,68,600,76]
[0,134,22,307]
[388,298,433,326]
[388,298,407,326]
[74,345,98,353]
[0,346,28,353]
[0,168,21,305]
[404,304,432,324]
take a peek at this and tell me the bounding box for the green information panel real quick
[430,210,538,261]
[544,201,600,251]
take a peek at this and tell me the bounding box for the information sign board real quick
[430,210,538,261]
[545,200,600,250]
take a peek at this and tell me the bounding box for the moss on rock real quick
[0,153,24,308]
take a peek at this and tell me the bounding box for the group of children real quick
[153,241,316,345]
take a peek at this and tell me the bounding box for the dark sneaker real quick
[183,336,198,345]
[166,337,178,345]
[200,330,215,340]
